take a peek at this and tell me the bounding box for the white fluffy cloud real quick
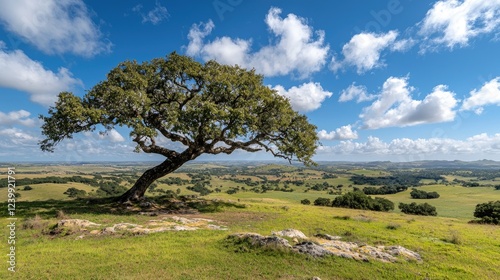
[186,7,329,78]
[0,110,36,127]
[461,77,500,114]
[0,128,37,147]
[84,129,126,143]
[100,129,126,143]
[318,133,500,158]
[132,2,169,25]
[339,83,376,103]
[318,125,358,140]
[272,82,332,112]
[330,31,411,74]
[0,45,82,106]
[0,0,111,57]
[360,77,458,129]
[419,0,500,50]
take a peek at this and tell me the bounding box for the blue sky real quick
[0,0,499,163]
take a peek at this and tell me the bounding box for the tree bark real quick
[118,158,186,203]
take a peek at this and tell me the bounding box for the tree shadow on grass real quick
[1,197,130,218]
[1,196,247,219]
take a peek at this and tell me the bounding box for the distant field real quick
[376,185,500,219]
[16,182,98,201]
[4,164,500,220]
[349,169,390,176]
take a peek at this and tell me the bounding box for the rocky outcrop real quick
[227,229,422,263]
[52,216,227,238]
[228,233,292,249]
[293,241,338,258]
[57,219,101,228]
[273,229,308,239]
[313,233,342,240]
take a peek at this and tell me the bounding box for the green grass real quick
[16,183,98,201]
[1,164,500,279]
[1,199,499,279]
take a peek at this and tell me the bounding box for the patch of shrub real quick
[64,187,87,198]
[495,185,500,190]
[386,223,401,230]
[331,191,394,212]
[444,230,463,245]
[300,199,311,205]
[472,200,500,224]
[313,197,331,206]
[56,210,69,219]
[363,185,407,195]
[22,215,47,230]
[410,188,440,199]
[187,182,213,196]
[333,215,351,220]
[399,202,437,216]
[23,185,33,191]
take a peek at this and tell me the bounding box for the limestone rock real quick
[385,245,422,262]
[314,233,342,240]
[273,228,307,239]
[229,233,292,249]
[57,219,101,228]
[228,230,422,263]
[293,241,334,257]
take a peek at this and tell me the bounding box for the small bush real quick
[23,185,33,191]
[22,215,47,230]
[399,202,437,216]
[64,187,87,198]
[56,210,69,220]
[332,191,394,212]
[472,200,500,224]
[300,199,311,205]
[445,230,463,245]
[313,197,331,206]
[386,223,401,230]
[410,188,440,199]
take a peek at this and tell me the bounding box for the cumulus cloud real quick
[318,125,358,140]
[318,133,500,158]
[186,7,329,78]
[330,31,410,74]
[0,128,37,147]
[0,46,82,106]
[461,77,500,114]
[272,82,332,112]
[419,0,500,50]
[99,129,126,143]
[0,110,36,127]
[83,129,126,143]
[339,83,376,103]
[360,76,458,129]
[0,127,133,161]
[0,0,111,57]
[133,2,169,25]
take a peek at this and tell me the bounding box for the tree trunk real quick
[118,158,186,203]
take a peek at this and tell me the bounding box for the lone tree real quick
[39,53,318,202]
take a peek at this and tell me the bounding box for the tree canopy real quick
[39,53,319,202]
